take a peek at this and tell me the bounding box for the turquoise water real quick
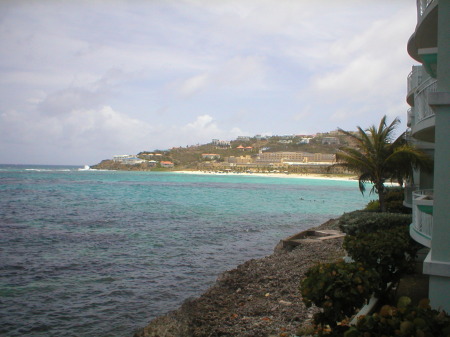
[0,165,368,337]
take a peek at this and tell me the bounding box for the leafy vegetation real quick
[300,261,381,330]
[343,226,421,289]
[364,187,411,213]
[299,209,423,336]
[338,211,412,236]
[344,297,450,337]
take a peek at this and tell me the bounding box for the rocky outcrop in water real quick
[133,220,343,337]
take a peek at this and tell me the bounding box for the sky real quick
[0,0,419,165]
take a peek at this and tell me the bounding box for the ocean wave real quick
[25,168,73,172]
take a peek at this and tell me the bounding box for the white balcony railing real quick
[403,183,418,208]
[415,78,437,123]
[407,108,415,127]
[407,66,423,95]
[411,189,433,247]
[417,0,435,20]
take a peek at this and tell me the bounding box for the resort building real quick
[113,155,133,162]
[113,155,146,165]
[236,145,253,151]
[256,151,335,165]
[140,152,163,158]
[321,137,340,145]
[405,0,450,311]
[227,155,253,165]
[160,161,174,168]
[201,154,221,160]
[211,139,231,148]
[254,134,267,140]
[298,138,312,144]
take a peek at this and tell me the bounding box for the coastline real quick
[133,219,344,337]
[173,170,358,182]
[173,170,400,187]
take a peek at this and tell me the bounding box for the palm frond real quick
[335,115,428,211]
[337,116,431,200]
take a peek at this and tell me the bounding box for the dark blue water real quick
[0,165,368,336]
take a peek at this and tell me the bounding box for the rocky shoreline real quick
[133,219,344,337]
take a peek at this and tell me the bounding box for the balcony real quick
[407,66,423,106]
[407,108,415,127]
[415,78,437,122]
[410,78,437,142]
[417,0,436,19]
[407,0,438,67]
[403,183,417,208]
[410,190,433,248]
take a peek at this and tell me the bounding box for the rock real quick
[279,300,292,306]
[134,220,345,337]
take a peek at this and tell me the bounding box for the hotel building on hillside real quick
[405,0,450,311]
[255,151,335,164]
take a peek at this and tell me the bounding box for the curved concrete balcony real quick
[407,108,415,127]
[403,183,417,208]
[407,66,424,106]
[410,189,433,248]
[410,78,437,142]
[407,0,438,64]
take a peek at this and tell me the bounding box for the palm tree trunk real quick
[378,183,386,212]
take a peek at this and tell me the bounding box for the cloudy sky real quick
[0,0,419,165]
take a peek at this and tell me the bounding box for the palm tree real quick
[334,116,432,212]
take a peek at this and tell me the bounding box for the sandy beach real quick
[173,170,358,182]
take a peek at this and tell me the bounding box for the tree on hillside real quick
[334,116,432,212]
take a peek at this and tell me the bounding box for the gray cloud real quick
[0,0,418,164]
[38,87,106,115]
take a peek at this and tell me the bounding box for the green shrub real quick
[384,187,405,202]
[339,211,412,236]
[364,200,380,212]
[300,261,381,329]
[385,188,410,212]
[344,297,450,337]
[363,188,411,214]
[386,199,412,214]
[343,226,421,289]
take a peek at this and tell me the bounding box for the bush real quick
[343,226,421,289]
[339,211,412,236]
[363,188,411,214]
[300,261,381,329]
[344,297,450,337]
[387,199,412,214]
[364,200,380,212]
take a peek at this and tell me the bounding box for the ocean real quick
[0,165,368,337]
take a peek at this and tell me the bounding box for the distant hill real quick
[92,131,357,172]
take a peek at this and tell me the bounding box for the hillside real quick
[92,132,356,172]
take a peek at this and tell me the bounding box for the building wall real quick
[256,151,335,164]
[407,0,450,312]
